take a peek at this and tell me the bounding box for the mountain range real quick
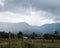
[0,22,60,34]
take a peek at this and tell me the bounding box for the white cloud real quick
[27,11,55,26]
[0,11,56,26]
[0,0,60,23]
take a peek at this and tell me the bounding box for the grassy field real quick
[0,39,60,48]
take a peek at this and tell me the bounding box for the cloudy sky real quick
[0,0,60,26]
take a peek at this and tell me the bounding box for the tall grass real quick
[0,39,60,48]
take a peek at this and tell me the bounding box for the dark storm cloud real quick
[4,0,31,9]
[1,0,31,15]
[0,0,60,21]
[2,0,60,14]
[30,0,60,21]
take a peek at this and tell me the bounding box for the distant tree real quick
[0,32,14,39]
[29,32,38,39]
[0,32,9,38]
[57,35,60,39]
[17,32,24,39]
[54,31,58,34]
[43,33,52,39]
[43,31,60,40]
[11,33,14,38]
[53,31,59,39]
[9,32,14,39]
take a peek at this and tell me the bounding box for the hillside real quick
[0,22,60,34]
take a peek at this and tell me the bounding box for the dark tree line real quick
[0,31,60,40]
[43,31,60,40]
[0,31,24,39]
[0,32,14,38]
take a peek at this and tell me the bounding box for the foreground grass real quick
[34,43,60,48]
[0,39,60,48]
[0,39,22,48]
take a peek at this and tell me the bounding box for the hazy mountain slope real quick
[39,23,60,34]
[0,22,31,33]
[0,22,60,34]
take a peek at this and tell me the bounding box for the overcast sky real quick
[0,0,60,26]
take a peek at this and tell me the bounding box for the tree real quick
[0,32,9,38]
[29,32,38,39]
[43,33,52,39]
[0,31,14,38]
[53,31,59,39]
[17,32,24,39]
[54,31,58,34]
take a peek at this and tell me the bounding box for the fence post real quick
[9,32,11,48]
[32,39,34,44]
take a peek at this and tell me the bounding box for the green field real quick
[0,39,60,48]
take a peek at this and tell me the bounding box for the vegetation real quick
[0,31,60,48]
[43,31,60,40]
[0,32,14,38]
[17,32,24,39]
[29,32,38,39]
[0,39,60,48]
[0,31,60,39]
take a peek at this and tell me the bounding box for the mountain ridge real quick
[0,22,60,34]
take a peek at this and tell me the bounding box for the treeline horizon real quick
[0,31,60,40]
